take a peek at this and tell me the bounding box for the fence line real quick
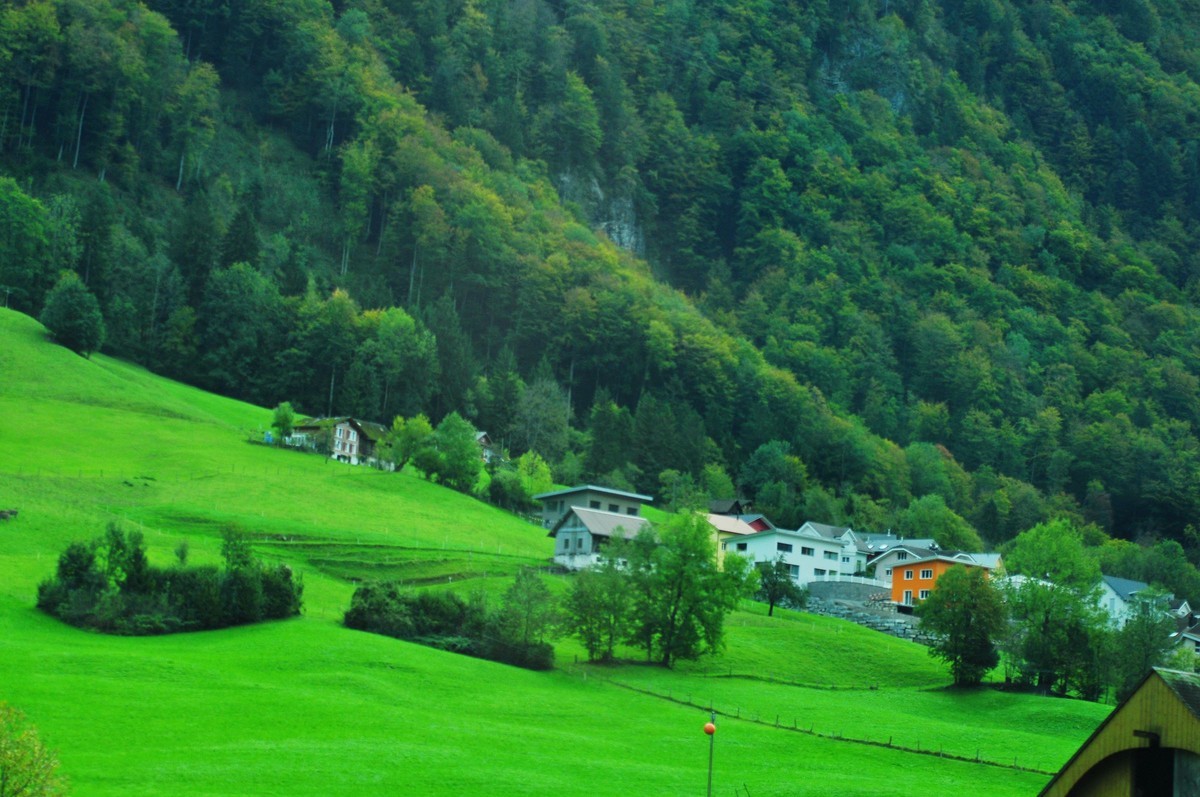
[807,574,889,589]
[603,678,1055,776]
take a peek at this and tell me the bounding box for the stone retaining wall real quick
[806,595,939,646]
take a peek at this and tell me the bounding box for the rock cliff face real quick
[557,171,644,255]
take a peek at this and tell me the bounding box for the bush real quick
[37,526,302,635]
[343,582,553,671]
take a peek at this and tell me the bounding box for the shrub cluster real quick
[344,578,554,671]
[36,524,302,635]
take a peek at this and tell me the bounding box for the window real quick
[903,590,913,605]
[801,547,815,556]
[608,503,619,513]
[335,427,344,438]
[562,538,570,551]
[904,570,914,580]
[576,538,583,549]
[897,551,908,561]
[842,556,850,563]
[777,542,793,553]
[885,568,892,577]
[815,568,827,576]
[823,551,838,561]
[920,569,933,579]
[349,430,357,441]
[788,565,799,579]
[919,590,930,600]
[736,542,747,552]
[625,507,637,516]
[721,542,727,551]
[589,500,601,509]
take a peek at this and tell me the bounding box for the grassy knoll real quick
[0,308,1108,794]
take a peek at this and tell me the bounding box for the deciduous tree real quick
[0,702,66,797]
[917,565,1006,686]
[39,270,105,356]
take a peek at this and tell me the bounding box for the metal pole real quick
[706,710,716,797]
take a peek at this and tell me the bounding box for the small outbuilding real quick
[1039,667,1200,797]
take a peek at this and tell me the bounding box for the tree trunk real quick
[176,148,186,191]
[73,93,89,169]
[407,248,417,308]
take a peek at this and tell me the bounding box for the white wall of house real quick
[724,528,857,586]
[1098,580,1136,627]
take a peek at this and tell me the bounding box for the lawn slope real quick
[0,309,1109,794]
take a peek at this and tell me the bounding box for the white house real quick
[722,524,859,586]
[548,506,651,570]
[1098,574,1151,627]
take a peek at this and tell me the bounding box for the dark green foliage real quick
[755,556,808,617]
[421,412,482,492]
[565,558,633,663]
[39,271,105,356]
[917,566,1007,687]
[343,580,555,670]
[9,0,1200,567]
[37,525,302,635]
[621,515,758,667]
[0,178,53,314]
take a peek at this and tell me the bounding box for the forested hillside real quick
[3,0,1200,585]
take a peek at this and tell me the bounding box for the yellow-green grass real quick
[0,308,1108,794]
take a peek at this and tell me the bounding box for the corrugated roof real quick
[534,484,654,502]
[549,506,651,540]
[1102,574,1149,601]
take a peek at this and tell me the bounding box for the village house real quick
[722,522,860,586]
[1098,574,1152,628]
[289,417,390,467]
[547,506,652,570]
[708,513,770,568]
[890,554,993,608]
[533,485,653,531]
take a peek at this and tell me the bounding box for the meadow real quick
[0,308,1111,795]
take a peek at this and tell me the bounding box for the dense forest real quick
[4,0,1200,589]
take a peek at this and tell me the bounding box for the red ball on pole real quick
[704,722,716,735]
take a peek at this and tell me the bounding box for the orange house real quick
[891,556,990,607]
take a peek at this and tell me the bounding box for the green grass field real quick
[0,308,1110,794]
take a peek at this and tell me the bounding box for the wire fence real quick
[600,676,1057,777]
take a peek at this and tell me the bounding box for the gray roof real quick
[548,506,651,540]
[1102,574,1149,601]
[803,521,853,539]
[969,552,1004,569]
[1156,668,1200,718]
[534,484,653,503]
[872,544,938,560]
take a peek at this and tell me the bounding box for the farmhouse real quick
[1039,667,1200,797]
[533,485,653,530]
[547,506,651,570]
[890,555,992,607]
[289,416,389,466]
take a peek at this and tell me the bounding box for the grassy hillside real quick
[0,309,1110,794]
